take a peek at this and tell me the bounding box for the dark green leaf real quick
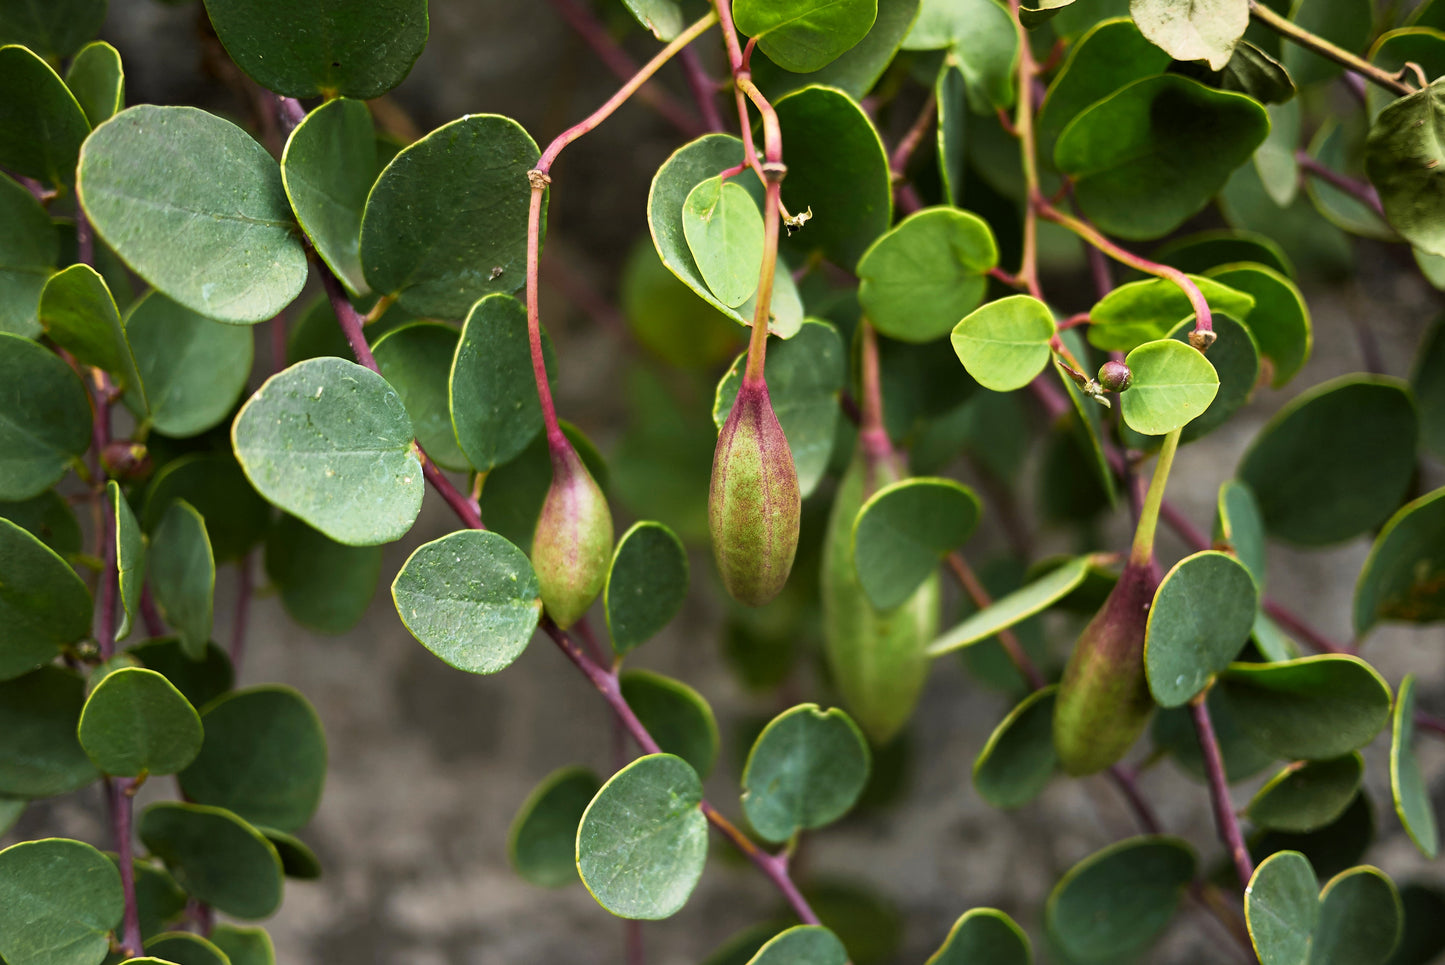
[0,44,89,187]
[1214,479,1266,586]
[123,291,253,439]
[972,685,1057,809]
[1412,313,1445,463]
[0,838,122,965]
[0,0,106,59]
[1206,262,1312,387]
[619,240,743,368]
[138,802,284,920]
[39,264,144,409]
[1390,675,1438,858]
[281,97,375,296]
[0,332,91,500]
[620,670,719,778]
[858,207,997,343]
[117,858,187,940]
[264,514,381,635]
[902,0,1019,112]
[507,765,600,888]
[1246,850,1319,965]
[752,0,921,100]
[1145,550,1258,707]
[1354,488,1445,637]
[935,63,966,204]
[1086,273,1254,353]
[0,666,97,797]
[78,667,202,777]
[604,521,688,655]
[1045,836,1197,961]
[1386,884,1445,965]
[1,489,81,556]
[741,703,871,842]
[0,170,58,338]
[1220,655,1392,760]
[1251,792,1375,880]
[928,554,1096,655]
[0,517,91,680]
[449,293,551,472]
[149,501,214,660]
[142,454,271,564]
[1314,866,1404,965]
[143,932,229,965]
[926,908,1031,964]
[733,0,878,73]
[852,477,979,609]
[209,925,274,965]
[126,638,233,712]
[1282,0,1371,86]
[371,321,467,471]
[65,41,124,127]
[1246,755,1365,832]
[745,925,849,965]
[1155,229,1294,277]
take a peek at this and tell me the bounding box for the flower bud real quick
[531,439,613,629]
[101,442,151,481]
[709,379,801,607]
[1098,360,1133,393]
[1052,562,1159,775]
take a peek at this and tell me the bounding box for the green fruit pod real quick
[531,438,613,628]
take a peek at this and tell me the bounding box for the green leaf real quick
[1155,229,1294,277]
[857,207,998,343]
[852,477,979,609]
[142,454,270,564]
[1366,79,1445,257]
[604,521,688,655]
[1410,319,1445,461]
[208,926,274,965]
[1387,884,1445,965]
[1215,478,1266,586]
[149,501,214,660]
[507,765,600,888]
[775,85,892,269]
[903,0,1020,112]
[138,802,284,920]
[1305,120,1394,241]
[0,517,91,680]
[478,420,609,551]
[1045,836,1197,962]
[371,321,467,471]
[1366,29,1445,121]
[263,514,381,635]
[1159,312,1258,444]
[78,105,308,324]
[78,667,202,777]
[741,703,871,842]
[1282,0,1371,87]
[1,489,81,556]
[951,294,1054,392]
[620,240,743,368]
[1086,273,1254,353]
[0,332,91,500]
[1251,784,1375,873]
[65,41,124,127]
[1120,338,1219,436]
[0,666,97,797]
[1246,850,1320,965]
[935,64,966,204]
[1246,755,1365,832]
[804,880,905,965]
[391,529,542,674]
[926,908,1031,965]
[0,173,58,338]
[1056,75,1269,239]
[713,318,844,497]
[0,44,89,188]
[745,925,849,965]
[620,670,719,778]
[1314,866,1404,965]
[682,176,764,309]
[752,0,922,100]
[201,0,426,98]
[39,264,145,407]
[620,0,684,39]
[576,753,708,919]
[1354,488,1445,637]
[143,932,229,965]
[232,357,423,546]
[928,554,1096,655]
[1129,0,1247,69]
[0,838,123,965]
[1206,263,1312,387]
[281,97,375,296]
[178,686,326,833]
[972,685,1057,809]
[733,0,878,73]
[1238,375,1417,546]
[123,291,253,439]
[1390,674,1438,858]
[0,0,106,60]
[360,114,538,318]
[126,638,233,711]
[449,293,552,472]
[1144,550,1258,707]
[118,857,187,940]
[1220,655,1392,760]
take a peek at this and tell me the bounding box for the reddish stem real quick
[946,553,1047,690]
[107,778,143,956]
[1191,692,1254,890]
[680,47,726,132]
[230,554,253,674]
[1106,766,1162,834]
[1296,152,1385,218]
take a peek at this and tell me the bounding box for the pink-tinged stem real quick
[946,552,1048,691]
[1261,599,1346,654]
[680,47,726,132]
[741,179,783,384]
[889,93,937,181]
[1248,0,1413,96]
[140,586,166,637]
[230,555,253,674]
[1415,712,1445,739]
[1296,152,1385,218]
[107,778,143,956]
[1106,765,1162,834]
[1191,692,1254,890]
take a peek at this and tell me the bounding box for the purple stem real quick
[140,586,166,637]
[1296,152,1385,218]
[107,778,143,956]
[1191,695,1254,890]
[679,47,726,132]
[626,919,645,965]
[1416,712,1445,739]
[76,211,95,272]
[230,555,253,675]
[1107,765,1162,834]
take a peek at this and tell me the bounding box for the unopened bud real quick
[101,442,151,481]
[531,439,613,629]
[1098,360,1133,393]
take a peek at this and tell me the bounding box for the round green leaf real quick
[682,176,764,309]
[1037,19,1170,163]
[734,0,877,72]
[935,63,966,205]
[1354,487,1445,637]
[852,477,980,610]
[604,521,688,655]
[775,85,892,269]
[1246,850,1320,965]
[0,172,58,338]
[951,294,1055,392]
[1144,550,1258,707]
[1220,655,1392,760]
[1120,337,1219,436]
[0,666,96,798]
[127,638,233,712]
[1246,755,1365,833]
[144,932,229,965]
[1207,262,1312,388]
[391,529,542,675]
[178,686,326,833]
[902,0,1019,112]
[1390,674,1438,858]
[857,207,998,343]
[448,293,551,472]
[1239,375,1417,546]
[619,240,743,368]
[745,925,849,965]
[507,766,600,889]
[257,827,320,880]
[1367,79,1445,257]
[712,318,844,497]
[1055,75,1269,239]
[142,453,270,563]
[751,0,921,101]
[0,332,91,500]
[0,0,106,60]
[928,554,1096,656]
[1250,792,1375,881]
[1215,478,1266,586]
[210,925,274,965]
[232,357,423,546]
[620,670,719,779]
[1,489,81,556]
[1086,273,1254,354]
[1130,0,1247,69]
[65,41,124,127]
[1156,229,1295,277]
[148,501,214,660]
[371,321,467,471]
[1045,836,1197,961]
[264,513,382,635]
[926,908,1031,965]
[78,105,307,323]
[138,802,283,920]
[39,264,145,407]
[78,667,202,777]
[123,291,253,439]
[576,753,708,920]
[972,685,1058,809]
[0,838,123,965]
[1315,867,1404,965]
[741,703,871,843]
[619,0,684,38]
[281,97,375,296]
[0,517,91,680]
[360,114,538,319]
[0,44,89,188]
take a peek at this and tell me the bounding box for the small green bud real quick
[1098,360,1133,393]
[531,438,613,629]
[709,379,801,607]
